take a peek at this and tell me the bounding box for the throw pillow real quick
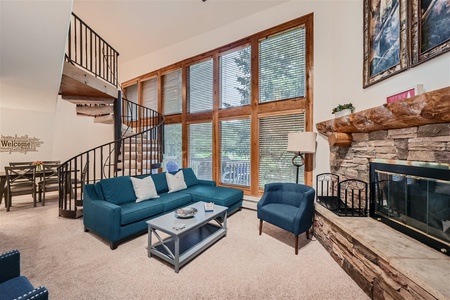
[100,176,136,205]
[130,176,159,203]
[181,168,199,187]
[166,170,187,193]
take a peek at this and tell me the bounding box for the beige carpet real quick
[0,195,369,300]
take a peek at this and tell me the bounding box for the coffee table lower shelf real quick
[148,222,226,273]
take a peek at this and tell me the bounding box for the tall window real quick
[188,122,213,180]
[259,26,306,103]
[188,59,213,113]
[220,119,250,186]
[142,77,158,111]
[220,46,251,108]
[259,113,305,187]
[163,124,182,172]
[162,69,182,115]
[124,14,313,192]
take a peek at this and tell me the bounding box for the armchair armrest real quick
[83,185,122,242]
[18,286,49,300]
[293,188,315,235]
[0,250,20,284]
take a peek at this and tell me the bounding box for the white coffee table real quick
[147,201,227,273]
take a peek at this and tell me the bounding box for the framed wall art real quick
[411,0,450,66]
[363,0,409,88]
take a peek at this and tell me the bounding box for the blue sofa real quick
[83,168,243,249]
[0,250,48,300]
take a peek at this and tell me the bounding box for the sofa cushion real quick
[0,276,34,300]
[166,171,187,193]
[94,182,104,200]
[181,168,199,187]
[183,185,243,207]
[258,203,297,232]
[130,176,159,203]
[121,201,165,226]
[99,176,136,205]
[158,192,193,212]
[150,172,169,194]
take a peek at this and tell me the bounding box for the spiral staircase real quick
[57,13,164,218]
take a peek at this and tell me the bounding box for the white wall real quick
[120,0,450,182]
[0,100,113,170]
[0,108,56,167]
[52,98,114,164]
[0,0,114,170]
[0,0,73,111]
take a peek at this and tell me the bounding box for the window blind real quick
[142,77,158,111]
[124,84,138,121]
[162,69,182,115]
[219,46,251,108]
[220,119,251,186]
[188,122,213,180]
[259,26,306,103]
[259,113,305,187]
[188,59,213,113]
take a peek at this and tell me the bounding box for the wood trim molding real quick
[316,86,450,137]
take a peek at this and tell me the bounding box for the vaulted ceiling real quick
[73,0,287,63]
[0,0,286,111]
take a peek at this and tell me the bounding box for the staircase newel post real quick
[114,91,122,174]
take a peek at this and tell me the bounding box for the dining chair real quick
[9,162,33,166]
[38,161,60,205]
[4,165,37,212]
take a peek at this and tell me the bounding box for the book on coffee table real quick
[204,202,214,212]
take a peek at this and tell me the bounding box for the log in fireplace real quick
[370,159,450,256]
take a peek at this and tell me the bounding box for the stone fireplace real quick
[314,86,450,299]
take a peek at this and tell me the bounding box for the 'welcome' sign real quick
[0,134,44,154]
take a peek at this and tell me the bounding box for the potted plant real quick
[32,161,43,171]
[332,103,355,118]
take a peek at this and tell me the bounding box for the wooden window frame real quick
[122,13,314,195]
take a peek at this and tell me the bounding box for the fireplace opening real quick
[370,159,450,256]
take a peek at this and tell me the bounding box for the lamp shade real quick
[287,132,317,153]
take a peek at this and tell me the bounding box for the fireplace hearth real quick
[370,159,450,256]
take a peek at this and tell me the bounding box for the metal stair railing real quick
[58,97,164,218]
[66,12,119,87]
[58,12,164,218]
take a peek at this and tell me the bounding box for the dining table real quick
[0,167,60,208]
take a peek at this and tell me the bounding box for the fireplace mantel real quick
[316,86,450,146]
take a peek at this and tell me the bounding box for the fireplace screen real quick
[370,160,450,255]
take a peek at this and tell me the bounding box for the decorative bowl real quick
[174,206,198,218]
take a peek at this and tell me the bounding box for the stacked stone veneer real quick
[329,123,450,183]
[314,122,450,300]
[314,206,445,300]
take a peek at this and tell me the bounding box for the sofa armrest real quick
[197,180,216,187]
[0,250,20,284]
[16,286,49,300]
[83,185,122,243]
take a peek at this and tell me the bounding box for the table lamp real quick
[287,132,317,183]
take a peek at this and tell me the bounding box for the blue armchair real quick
[257,183,315,255]
[0,250,48,300]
